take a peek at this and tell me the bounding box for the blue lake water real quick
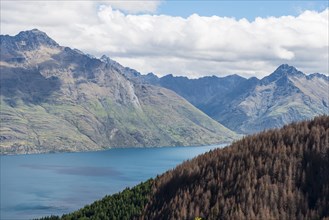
[0,144,224,220]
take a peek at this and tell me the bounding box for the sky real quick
[1,0,328,78]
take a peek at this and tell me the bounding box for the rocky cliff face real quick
[0,29,237,154]
[210,65,329,133]
[146,64,328,134]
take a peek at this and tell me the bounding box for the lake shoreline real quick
[1,144,226,219]
[0,142,231,156]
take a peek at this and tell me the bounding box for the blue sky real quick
[1,0,328,77]
[158,1,328,20]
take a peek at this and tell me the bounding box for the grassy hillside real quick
[0,84,236,154]
[40,116,329,219]
[0,29,237,154]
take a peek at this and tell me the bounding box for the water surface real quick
[0,145,224,219]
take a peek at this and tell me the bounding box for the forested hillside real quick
[39,179,153,220]
[40,116,329,220]
[145,115,329,219]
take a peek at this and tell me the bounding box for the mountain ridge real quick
[139,64,328,134]
[1,29,327,154]
[0,29,237,154]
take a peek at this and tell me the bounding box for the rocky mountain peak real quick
[308,73,329,81]
[162,74,174,79]
[273,64,304,77]
[262,64,305,84]
[17,29,59,48]
[100,55,123,67]
[143,72,159,84]
[1,29,59,52]
[100,55,111,63]
[276,64,298,73]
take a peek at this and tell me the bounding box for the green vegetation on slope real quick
[0,84,237,154]
[40,116,329,220]
[0,29,237,154]
[38,179,153,220]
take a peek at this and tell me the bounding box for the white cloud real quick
[105,0,162,13]
[0,1,328,78]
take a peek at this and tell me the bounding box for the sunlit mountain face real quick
[0,29,237,154]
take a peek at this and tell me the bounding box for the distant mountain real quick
[41,116,329,220]
[0,29,237,154]
[144,64,328,134]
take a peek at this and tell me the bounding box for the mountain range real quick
[116,63,329,134]
[0,29,236,154]
[1,29,328,154]
[159,65,329,134]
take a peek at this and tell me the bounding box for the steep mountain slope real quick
[157,74,246,108]
[147,65,328,134]
[41,116,329,220]
[0,29,237,154]
[213,65,329,134]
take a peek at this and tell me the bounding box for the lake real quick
[0,144,225,219]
